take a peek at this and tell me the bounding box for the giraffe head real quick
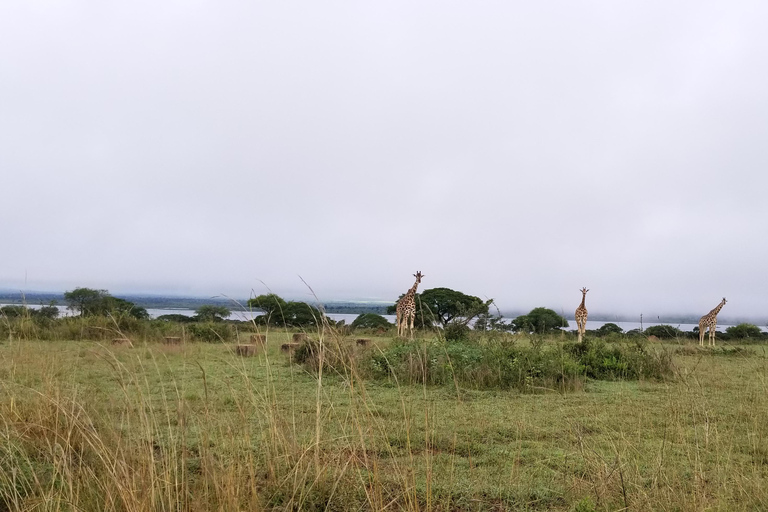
[580,287,589,295]
[414,271,424,284]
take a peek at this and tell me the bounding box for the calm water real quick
[3,304,761,332]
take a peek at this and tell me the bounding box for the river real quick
[2,304,762,333]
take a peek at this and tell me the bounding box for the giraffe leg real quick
[409,312,415,339]
[699,324,705,346]
[711,323,716,346]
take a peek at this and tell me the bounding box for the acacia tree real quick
[595,323,623,336]
[419,288,492,327]
[350,313,391,330]
[63,287,148,319]
[512,308,569,334]
[387,288,492,328]
[195,305,231,322]
[247,294,324,328]
[64,288,108,316]
[248,294,287,319]
[473,312,514,332]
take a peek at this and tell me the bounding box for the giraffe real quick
[575,287,589,343]
[396,271,424,339]
[699,297,726,347]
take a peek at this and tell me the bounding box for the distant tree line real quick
[5,286,765,343]
[64,288,149,319]
[0,304,59,320]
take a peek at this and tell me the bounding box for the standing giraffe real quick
[396,271,424,338]
[699,298,726,346]
[575,287,589,343]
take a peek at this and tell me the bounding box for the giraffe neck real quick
[399,280,420,308]
[710,302,725,317]
[579,294,586,309]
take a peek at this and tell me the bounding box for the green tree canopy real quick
[156,313,196,323]
[595,323,623,336]
[389,288,491,328]
[512,308,569,334]
[473,313,514,332]
[350,313,391,330]
[644,325,683,339]
[195,305,231,322]
[247,294,287,318]
[0,305,26,318]
[64,288,108,316]
[247,294,324,328]
[36,304,60,319]
[63,287,148,319]
[1,304,59,321]
[104,297,149,320]
[725,323,763,339]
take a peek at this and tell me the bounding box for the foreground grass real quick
[2,333,768,511]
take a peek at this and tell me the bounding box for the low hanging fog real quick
[2,2,767,320]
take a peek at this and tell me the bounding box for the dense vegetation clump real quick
[724,323,765,340]
[247,294,325,327]
[511,307,569,334]
[364,337,673,392]
[64,287,148,319]
[386,288,492,328]
[350,313,391,330]
[187,322,236,342]
[644,324,684,339]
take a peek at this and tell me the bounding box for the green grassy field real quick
[2,331,768,511]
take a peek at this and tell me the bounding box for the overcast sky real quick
[2,1,767,319]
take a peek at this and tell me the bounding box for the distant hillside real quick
[0,291,393,316]
[0,291,64,305]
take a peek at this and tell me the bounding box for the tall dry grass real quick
[3,315,768,510]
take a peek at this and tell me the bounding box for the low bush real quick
[293,337,357,375]
[725,323,766,340]
[644,325,684,339]
[187,322,236,343]
[674,345,755,357]
[361,337,673,392]
[444,322,470,341]
[564,338,673,380]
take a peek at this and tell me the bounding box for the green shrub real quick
[363,337,673,392]
[293,337,357,375]
[725,323,764,340]
[444,322,470,341]
[156,314,196,323]
[674,345,755,357]
[564,338,671,380]
[595,323,623,336]
[644,325,684,339]
[187,322,235,343]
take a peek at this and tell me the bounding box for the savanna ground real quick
[2,327,768,511]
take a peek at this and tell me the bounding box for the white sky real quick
[2,1,767,319]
